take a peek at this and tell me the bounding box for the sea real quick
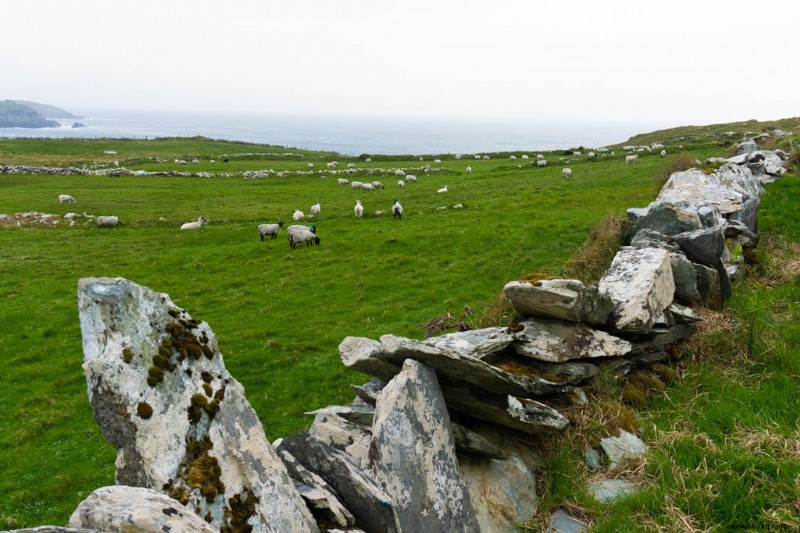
[0,109,674,156]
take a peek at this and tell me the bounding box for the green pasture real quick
[0,133,765,528]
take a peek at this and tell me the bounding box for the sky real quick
[3,0,799,125]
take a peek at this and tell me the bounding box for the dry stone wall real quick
[12,138,788,532]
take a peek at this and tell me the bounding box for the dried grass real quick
[725,427,800,461]
[562,215,632,283]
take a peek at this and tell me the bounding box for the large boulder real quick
[670,225,726,267]
[369,359,480,532]
[502,279,612,326]
[69,486,217,533]
[77,277,317,533]
[598,248,675,333]
[513,318,633,363]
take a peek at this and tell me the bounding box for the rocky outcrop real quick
[77,277,317,533]
[68,486,217,533]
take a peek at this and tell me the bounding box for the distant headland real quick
[0,100,80,128]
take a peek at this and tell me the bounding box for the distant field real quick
[0,136,728,527]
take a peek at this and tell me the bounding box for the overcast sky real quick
[3,0,799,125]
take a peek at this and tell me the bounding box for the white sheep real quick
[537,160,548,167]
[537,154,544,160]
[587,152,596,160]
[351,181,364,189]
[392,200,403,220]
[258,221,284,241]
[371,181,385,189]
[573,151,582,156]
[354,200,363,219]
[562,168,572,179]
[310,202,321,216]
[308,163,315,169]
[660,149,667,157]
[474,155,482,160]
[437,185,448,193]
[347,163,357,169]
[482,155,490,160]
[625,155,639,164]
[510,155,517,160]
[405,174,417,183]
[362,183,375,191]
[337,178,349,186]
[365,158,372,162]
[397,180,406,189]
[58,194,76,204]
[521,155,529,160]
[293,210,305,221]
[466,166,472,175]
[96,215,119,228]
[288,228,320,249]
[181,216,206,230]
[434,159,442,164]
[394,169,406,176]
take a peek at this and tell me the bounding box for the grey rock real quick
[671,225,725,267]
[694,262,722,307]
[350,379,385,406]
[599,430,648,465]
[342,334,567,398]
[6,529,102,533]
[668,303,702,323]
[441,383,570,434]
[599,358,633,378]
[696,204,724,227]
[339,336,400,382]
[279,450,356,529]
[276,433,401,533]
[308,410,372,467]
[589,479,640,503]
[631,202,702,236]
[547,509,590,533]
[630,351,669,367]
[306,405,375,428]
[502,279,613,326]
[630,324,694,353]
[727,197,760,232]
[451,422,510,460]
[423,326,515,358]
[77,278,317,533]
[513,359,599,385]
[584,447,602,470]
[69,486,217,533]
[670,253,702,305]
[737,139,758,155]
[369,359,480,533]
[724,219,759,247]
[458,424,540,532]
[598,248,676,333]
[513,318,633,363]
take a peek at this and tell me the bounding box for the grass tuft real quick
[562,215,632,283]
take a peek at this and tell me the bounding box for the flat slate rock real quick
[599,430,648,465]
[547,509,590,533]
[513,318,633,363]
[589,479,640,503]
[423,326,515,358]
[503,279,612,326]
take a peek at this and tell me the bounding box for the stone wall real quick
[11,140,789,532]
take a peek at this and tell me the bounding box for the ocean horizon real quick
[0,109,676,156]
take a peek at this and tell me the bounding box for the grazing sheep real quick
[308,163,315,169]
[365,158,372,162]
[258,221,284,241]
[405,174,417,183]
[181,216,206,230]
[466,166,472,175]
[288,228,320,249]
[354,200,363,219]
[510,155,517,160]
[392,200,403,220]
[537,160,548,167]
[587,152,596,160]
[521,155,530,160]
[96,215,119,228]
[351,181,364,189]
[573,151,582,156]
[397,180,406,189]
[437,185,448,193]
[371,181,385,189]
[58,194,76,204]
[310,202,321,216]
[660,149,667,157]
[537,154,544,160]
[347,163,357,169]
[562,168,572,179]
[394,169,406,176]
[434,159,442,164]
[625,155,639,164]
[482,155,490,160]
[474,155,482,160]
[362,183,375,191]
[337,178,349,186]
[293,210,305,221]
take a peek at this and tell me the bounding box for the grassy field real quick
[0,128,794,529]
